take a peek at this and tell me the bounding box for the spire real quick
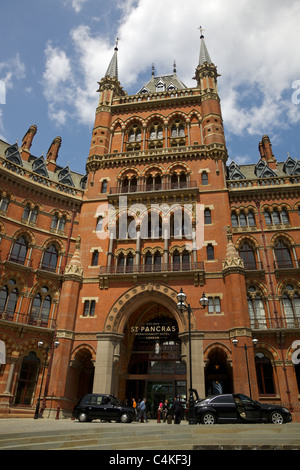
[105,38,119,80]
[198,26,212,66]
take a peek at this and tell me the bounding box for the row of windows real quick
[6,236,60,272]
[100,171,209,194]
[96,208,212,239]
[239,238,298,270]
[0,196,67,233]
[93,245,215,268]
[0,283,54,327]
[231,207,295,229]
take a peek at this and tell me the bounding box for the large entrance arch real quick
[93,283,205,403]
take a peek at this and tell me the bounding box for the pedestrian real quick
[162,399,169,423]
[138,397,148,422]
[132,397,137,419]
[173,397,182,424]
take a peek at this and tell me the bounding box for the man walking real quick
[173,397,182,424]
[138,398,148,422]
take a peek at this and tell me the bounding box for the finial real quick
[114,37,119,51]
[152,63,155,76]
[173,60,176,73]
[198,25,205,38]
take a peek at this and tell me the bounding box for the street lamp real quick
[232,336,258,398]
[34,338,59,419]
[176,288,208,425]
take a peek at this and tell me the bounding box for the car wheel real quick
[78,412,89,422]
[120,412,131,423]
[269,411,285,424]
[201,412,216,425]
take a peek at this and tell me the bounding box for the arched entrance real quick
[123,304,186,417]
[93,283,205,405]
[205,346,233,395]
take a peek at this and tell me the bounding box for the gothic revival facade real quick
[0,34,300,419]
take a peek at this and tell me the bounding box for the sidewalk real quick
[0,418,299,450]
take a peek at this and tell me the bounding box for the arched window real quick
[239,241,257,270]
[255,352,275,395]
[0,195,10,212]
[22,204,39,224]
[10,236,28,265]
[126,253,134,273]
[117,253,125,273]
[15,352,40,406]
[274,239,293,268]
[0,279,18,319]
[51,214,66,233]
[41,244,58,272]
[126,124,142,150]
[153,251,162,271]
[282,284,300,327]
[247,285,267,329]
[172,249,180,271]
[145,251,152,272]
[30,287,52,326]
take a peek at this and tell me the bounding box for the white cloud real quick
[42,0,300,143]
[43,43,74,125]
[64,0,89,13]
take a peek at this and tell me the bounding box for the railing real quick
[0,310,56,330]
[243,261,264,270]
[37,261,61,275]
[109,180,198,195]
[99,261,204,275]
[227,174,300,189]
[251,317,300,330]
[6,253,33,268]
[274,259,300,269]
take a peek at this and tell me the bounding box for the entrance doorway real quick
[205,347,233,395]
[125,310,187,417]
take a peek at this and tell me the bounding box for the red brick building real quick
[0,34,299,420]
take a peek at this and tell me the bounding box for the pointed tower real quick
[194,28,225,148]
[87,39,126,183]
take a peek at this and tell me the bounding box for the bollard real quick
[157,408,161,423]
[55,406,60,420]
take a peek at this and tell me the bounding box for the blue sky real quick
[1,0,300,175]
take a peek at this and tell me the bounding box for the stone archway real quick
[93,284,205,399]
[103,283,196,334]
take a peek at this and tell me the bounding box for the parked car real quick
[72,394,135,423]
[194,393,292,425]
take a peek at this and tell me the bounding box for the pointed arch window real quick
[15,352,40,406]
[274,239,293,268]
[41,244,59,272]
[10,236,28,265]
[239,241,257,270]
[30,287,52,327]
[255,352,275,395]
[0,279,18,319]
[282,284,300,327]
[247,286,267,329]
[0,195,10,212]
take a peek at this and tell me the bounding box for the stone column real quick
[179,331,205,398]
[93,332,124,394]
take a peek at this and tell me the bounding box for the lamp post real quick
[34,338,59,419]
[232,336,258,398]
[176,288,208,424]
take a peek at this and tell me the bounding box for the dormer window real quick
[156,80,165,92]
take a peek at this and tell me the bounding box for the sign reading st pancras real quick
[130,322,177,336]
